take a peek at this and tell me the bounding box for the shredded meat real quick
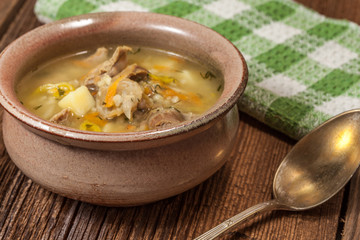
[106,46,132,77]
[137,95,152,111]
[147,108,184,129]
[111,64,149,82]
[49,108,72,124]
[83,46,132,93]
[83,47,109,66]
[128,66,149,82]
[96,79,143,120]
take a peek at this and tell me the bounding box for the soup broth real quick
[16,46,223,132]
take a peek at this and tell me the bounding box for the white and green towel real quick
[34,0,360,139]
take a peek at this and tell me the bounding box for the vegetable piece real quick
[71,60,92,68]
[126,124,136,131]
[104,64,140,108]
[200,71,216,80]
[35,82,75,99]
[169,55,184,63]
[160,87,202,105]
[79,120,101,132]
[153,65,171,71]
[58,86,95,116]
[34,105,42,110]
[104,77,123,108]
[162,88,187,100]
[149,73,176,84]
[83,112,107,127]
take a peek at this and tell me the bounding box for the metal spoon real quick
[195,109,360,240]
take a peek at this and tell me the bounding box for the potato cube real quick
[58,86,95,116]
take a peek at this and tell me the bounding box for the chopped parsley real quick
[200,71,216,80]
[34,105,42,110]
[58,88,65,96]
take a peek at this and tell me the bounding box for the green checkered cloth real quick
[34,0,360,140]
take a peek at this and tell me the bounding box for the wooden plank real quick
[343,170,360,240]
[0,0,41,51]
[0,0,26,39]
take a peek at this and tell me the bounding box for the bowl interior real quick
[0,12,247,145]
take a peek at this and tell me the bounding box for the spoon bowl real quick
[274,109,360,210]
[196,109,360,239]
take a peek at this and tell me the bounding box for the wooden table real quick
[1,0,360,239]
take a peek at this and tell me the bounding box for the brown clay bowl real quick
[0,12,247,206]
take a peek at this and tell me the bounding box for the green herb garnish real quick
[58,88,65,96]
[200,71,216,80]
[132,48,141,54]
[34,105,42,110]
[150,73,177,84]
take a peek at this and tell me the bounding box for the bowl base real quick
[3,107,239,206]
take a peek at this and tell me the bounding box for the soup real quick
[16,46,223,132]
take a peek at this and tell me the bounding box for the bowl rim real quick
[0,11,248,144]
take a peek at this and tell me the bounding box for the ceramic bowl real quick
[0,12,247,206]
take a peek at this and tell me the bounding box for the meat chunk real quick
[106,46,132,77]
[83,47,109,66]
[83,46,132,93]
[147,108,184,129]
[137,95,152,111]
[129,66,149,82]
[111,64,149,82]
[96,78,143,120]
[49,108,72,124]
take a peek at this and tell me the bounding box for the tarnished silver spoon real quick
[195,109,360,240]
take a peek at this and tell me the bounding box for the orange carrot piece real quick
[161,87,202,105]
[104,64,137,108]
[104,78,121,108]
[83,112,108,127]
[188,92,202,105]
[169,55,184,63]
[126,124,137,130]
[72,60,92,69]
[153,65,171,71]
[163,88,187,101]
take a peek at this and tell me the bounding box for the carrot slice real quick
[104,64,137,108]
[72,60,92,68]
[126,124,137,131]
[153,65,171,71]
[169,55,184,63]
[83,112,107,127]
[104,77,122,108]
[162,87,202,105]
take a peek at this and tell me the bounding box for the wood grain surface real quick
[0,0,359,239]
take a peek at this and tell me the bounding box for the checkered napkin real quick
[34,0,360,140]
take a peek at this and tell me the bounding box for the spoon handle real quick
[194,200,280,240]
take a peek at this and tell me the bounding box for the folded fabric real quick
[34,0,360,139]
